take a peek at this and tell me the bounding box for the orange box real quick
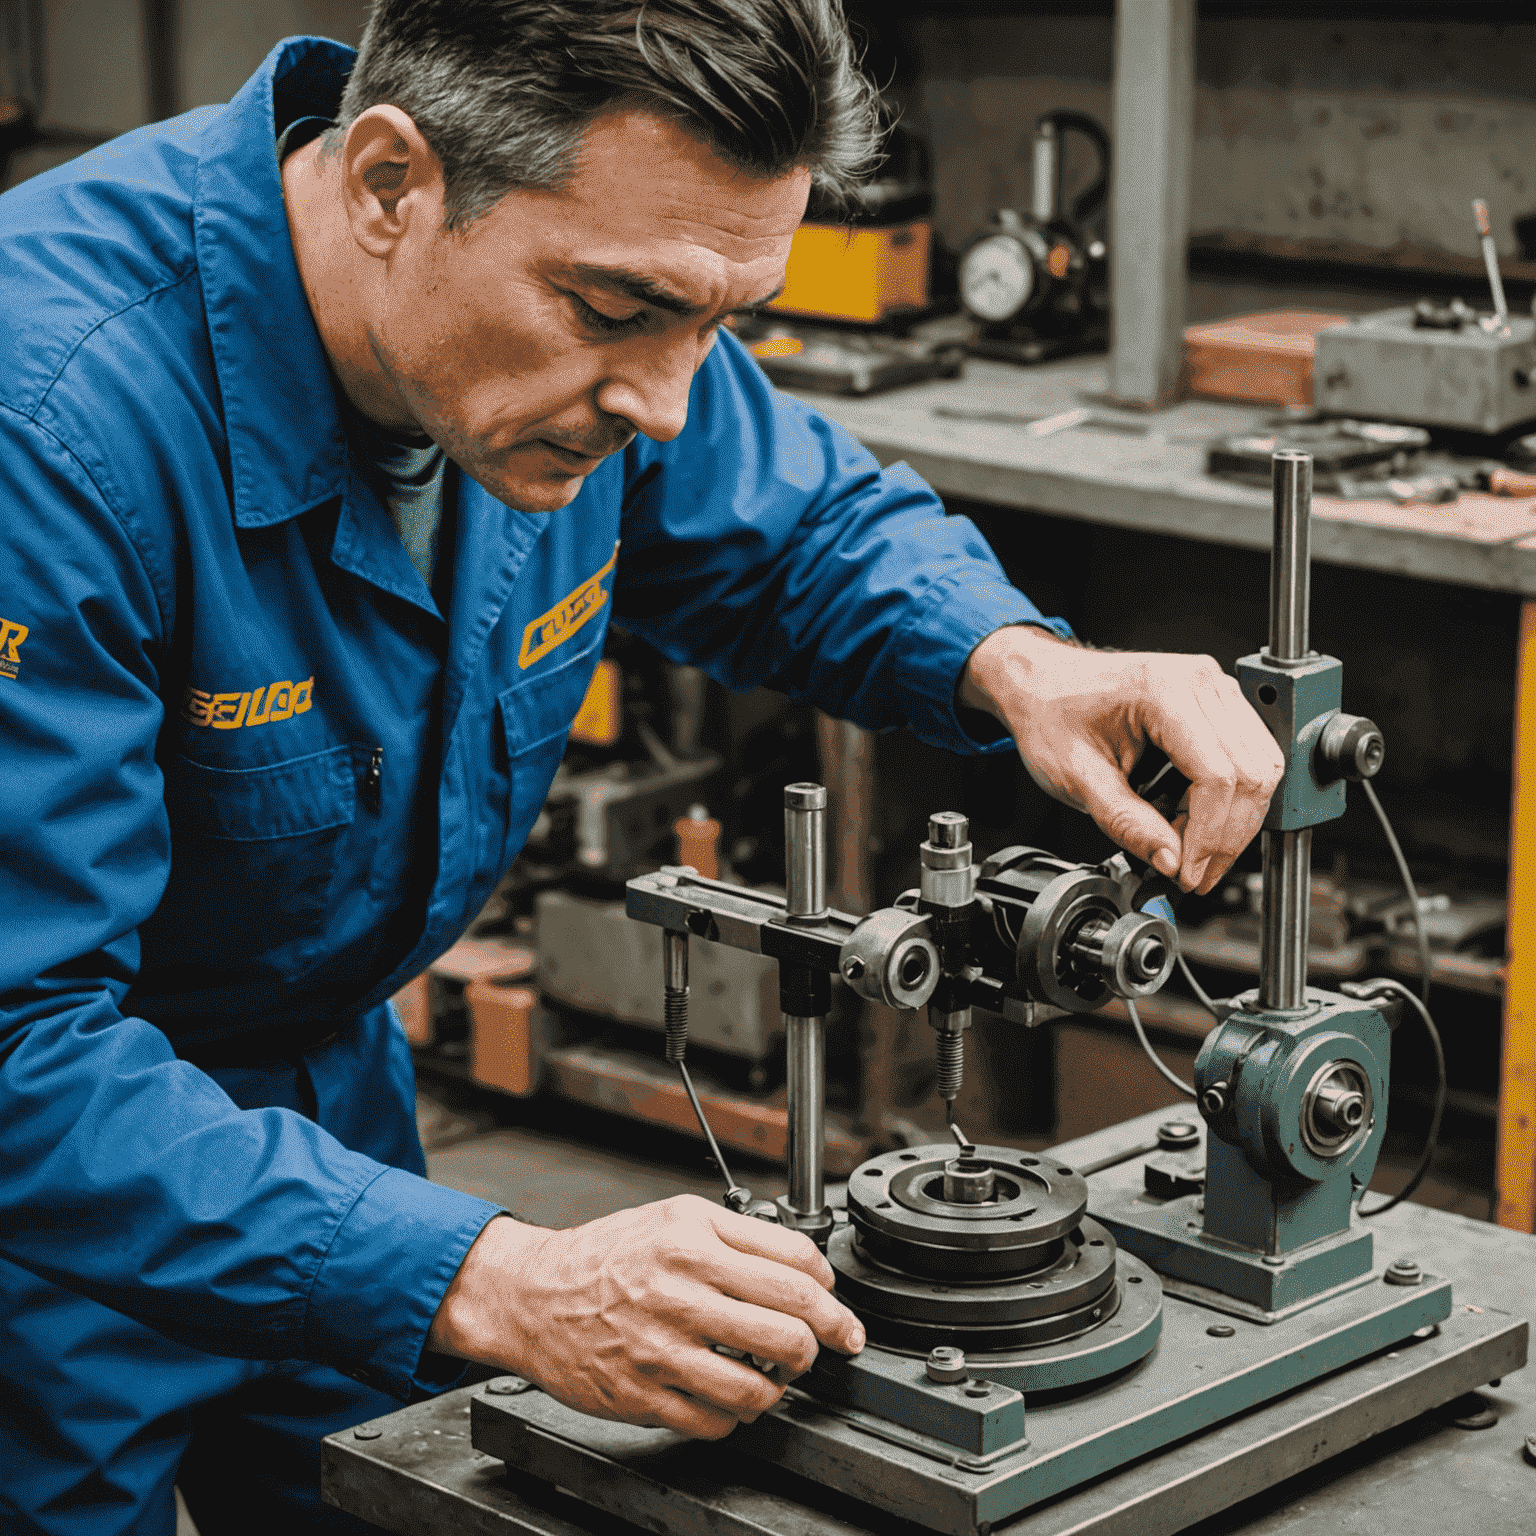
[1183,311,1348,407]
[467,981,540,1097]
[768,221,930,324]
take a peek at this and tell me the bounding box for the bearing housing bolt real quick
[1200,1082,1229,1117]
[1385,1258,1423,1286]
[926,1345,968,1384]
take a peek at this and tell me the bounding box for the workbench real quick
[800,358,1536,1238]
[321,1109,1535,1536]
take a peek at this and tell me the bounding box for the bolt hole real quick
[898,951,930,988]
[899,1153,919,1162]
[1020,1157,1039,1166]
[1056,1168,1073,1176]
[1258,683,1278,706]
[876,1201,892,1209]
[1089,1239,1105,1247]
[1128,1275,1143,1284]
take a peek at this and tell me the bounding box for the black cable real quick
[1354,780,1446,1217]
[1362,778,1433,1005]
[1124,998,1196,1097]
[1356,980,1447,1217]
[1177,951,1222,1021]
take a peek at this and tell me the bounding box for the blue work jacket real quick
[0,38,1064,1398]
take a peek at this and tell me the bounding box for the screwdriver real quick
[1472,199,1510,332]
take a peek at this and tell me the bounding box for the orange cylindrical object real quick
[675,816,721,880]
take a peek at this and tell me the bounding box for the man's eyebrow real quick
[568,264,784,319]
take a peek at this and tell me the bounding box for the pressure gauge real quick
[958,233,1035,324]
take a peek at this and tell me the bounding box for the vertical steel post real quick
[1260,451,1314,1011]
[781,785,831,1235]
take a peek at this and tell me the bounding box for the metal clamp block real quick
[1235,650,1346,831]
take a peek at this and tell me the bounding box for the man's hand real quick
[428,1195,865,1439]
[961,626,1284,895]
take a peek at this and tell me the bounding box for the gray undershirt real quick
[351,414,447,589]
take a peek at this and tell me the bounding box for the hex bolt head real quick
[485,1375,533,1395]
[353,1423,382,1440]
[1157,1120,1200,1150]
[963,1381,993,1398]
[1385,1258,1423,1286]
[1207,1323,1236,1338]
[926,1346,968,1384]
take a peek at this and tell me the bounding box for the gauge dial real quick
[959,234,1035,324]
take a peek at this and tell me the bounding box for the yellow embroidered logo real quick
[518,545,619,670]
[181,675,314,730]
[0,617,28,680]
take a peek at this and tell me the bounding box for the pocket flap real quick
[169,746,357,842]
[499,634,604,756]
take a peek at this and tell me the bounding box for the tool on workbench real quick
[739,319,965,396]
[1473,198,1510,333]
[1207,418,1429,490]
[956,111,1110,365]
[474,454,1524,1536]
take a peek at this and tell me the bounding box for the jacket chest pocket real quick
[147,746,357,984]
[492,636,604,872]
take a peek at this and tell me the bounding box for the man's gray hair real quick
[331,0,883,229]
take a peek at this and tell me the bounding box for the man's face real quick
[368,111,811,513]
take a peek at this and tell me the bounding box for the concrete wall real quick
[898,11,1536,262]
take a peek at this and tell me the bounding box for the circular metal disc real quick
[865,1250,1164,1393]
[847,1145,1089,1277]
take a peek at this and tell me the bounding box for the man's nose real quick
[594,332,708,444]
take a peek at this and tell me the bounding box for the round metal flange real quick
[829,1217,1120,1353]
[1017,870,1124,1011]
[848,1144,1089,1279]
[852,1250,1163,1394]
[941,1250,1162,1391]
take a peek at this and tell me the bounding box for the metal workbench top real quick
[791,358,1536,597]
[321,1109,1535,1536]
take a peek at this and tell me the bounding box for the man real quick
[0,3,1282,1531]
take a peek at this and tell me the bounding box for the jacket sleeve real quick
[0,407,498,1399]
[613,329,1069,754]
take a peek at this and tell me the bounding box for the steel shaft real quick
[783,783,828,921]
[784,1014,825,1216]
[1261,450,1315,1010]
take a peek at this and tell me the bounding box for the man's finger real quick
[711,1205,836,1290]
[659,1343,787,1421]
[695,1293,821,1377]
[1071,751,1186,874]
[633,1385,743,1440]
[698,1242,865,1355]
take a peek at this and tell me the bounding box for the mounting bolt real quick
[1200,1082,1229,1118]
[842,956,866,981]
[1157,1120,1200,1150]
[964,1381,993,1398]
[1261,1255,1286,1268]
[1524,1433,1536,1466]
[1385,1258,1423,1287]
[353,1423,382,1440]
[485,1376,534,1395]
[926,1346,968,1384]
[1207,1324,1236,1338]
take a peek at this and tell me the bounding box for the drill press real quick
[471,451,1526,1536]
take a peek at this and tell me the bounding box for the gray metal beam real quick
[1109,0,1196,407]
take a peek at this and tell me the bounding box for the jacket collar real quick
[194,37,355,529]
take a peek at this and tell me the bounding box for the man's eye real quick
[570,293,643,335]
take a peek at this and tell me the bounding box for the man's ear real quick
[338,104,445,259]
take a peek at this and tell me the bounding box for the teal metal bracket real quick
[1235,649,1346,830]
